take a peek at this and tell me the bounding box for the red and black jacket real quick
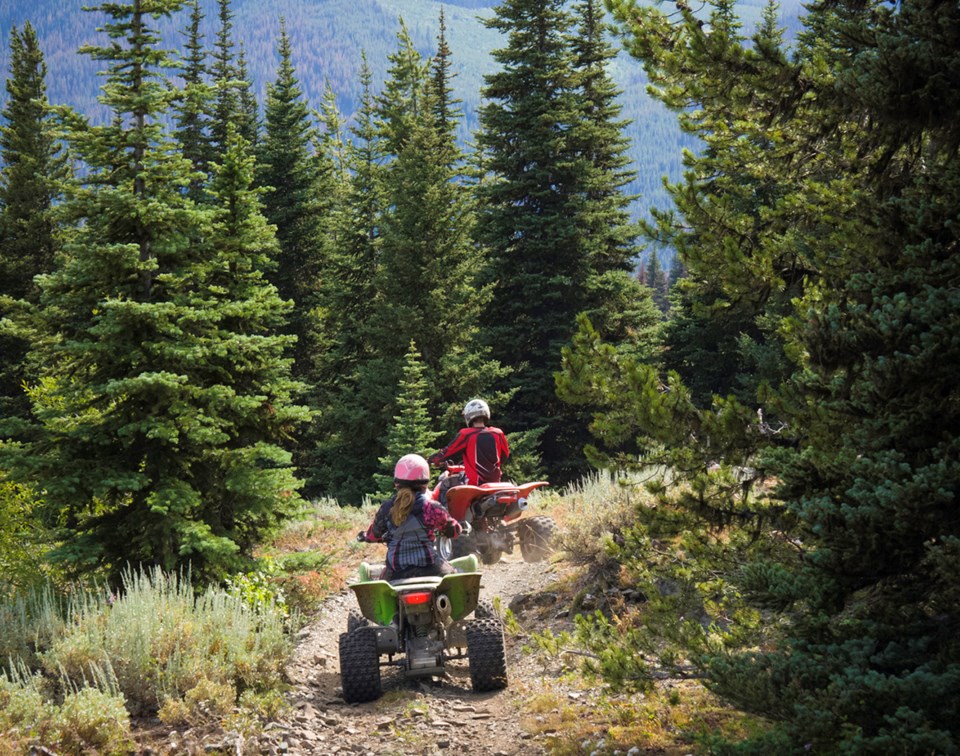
[428,426,510,485]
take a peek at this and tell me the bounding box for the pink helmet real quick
[394,453,430,483]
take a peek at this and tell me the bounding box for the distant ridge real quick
[0,0,804,224]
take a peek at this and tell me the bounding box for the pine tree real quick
[0,23,62,424]
[305,56,386,503]
[209,0,238,161]
[372,341,443,497]
[257,20,322,378]
[575,0,960,748]
[235,45,259,146]
[4,0,306,585]
[172,0,211,201]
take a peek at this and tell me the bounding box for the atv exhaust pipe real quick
[502,496,528,520]
[436,593,452,622]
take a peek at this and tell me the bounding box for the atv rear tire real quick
[339,628,382,703]
[474,598,499,620]
[518,516,558,563]
[466,618,508,692]
[347,609,369,634]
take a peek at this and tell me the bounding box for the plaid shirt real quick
[365,491,461,573]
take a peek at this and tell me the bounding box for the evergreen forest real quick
[0,0,957,752]
[0,0,805,224]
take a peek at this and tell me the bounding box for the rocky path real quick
[260,553,567,756]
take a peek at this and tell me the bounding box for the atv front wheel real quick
[440,533,474,562]
[518,516,558,563]
[466,618,507,692]
[339,628,382,703]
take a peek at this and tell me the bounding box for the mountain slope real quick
[0,0,804,222]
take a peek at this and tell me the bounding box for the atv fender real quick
[350,554,480,625]
[350,580,399,626]
[437,570,482,622]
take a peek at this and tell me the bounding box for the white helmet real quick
[462,398,490,424]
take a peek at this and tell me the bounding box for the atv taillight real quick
[495,492,517,504]
[401,592,432,606]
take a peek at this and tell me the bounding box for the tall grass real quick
[558,470,655,573]
[0,581,74,674]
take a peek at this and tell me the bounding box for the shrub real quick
[557,470,649,579]
[0,667,132,755]
[54,686,134,755]
[0,477,53,592]
[43,566,291,715]
[158,677,237,726]
[0,583,68,672]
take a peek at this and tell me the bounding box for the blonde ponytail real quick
[390,487,416,526]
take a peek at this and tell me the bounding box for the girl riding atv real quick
[360,454,463,581]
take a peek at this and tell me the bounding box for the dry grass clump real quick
[518,674,769,755]
[554,470,653,577]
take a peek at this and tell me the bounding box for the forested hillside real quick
[0,0,803,220]
[1,0,956,753]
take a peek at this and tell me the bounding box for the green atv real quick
[338,554,507,703]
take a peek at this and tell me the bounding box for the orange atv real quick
[432,465,556,565]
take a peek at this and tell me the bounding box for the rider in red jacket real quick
[428,399,510,486]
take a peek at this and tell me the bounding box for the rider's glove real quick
[357,531,369,543]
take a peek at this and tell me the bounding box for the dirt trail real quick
[264,552,567,756]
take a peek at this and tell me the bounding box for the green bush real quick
[0,583,68,672]
[54,686,134,755]
[0,477,52,591]
[42,567,291,715]
[0,668,132,755]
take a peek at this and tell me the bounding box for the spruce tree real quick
[5,0,306,585]
[477,0,656,481]
[0,23,62,424]
[375,19,428,156]
[183,124,308,571]
[571,0,960,748]
[644,250,668,313]
[305,56,386,503]
[476,0,588,481]
[257,21,323,378]
[372,341,444,497]
[570,0,661,356]
[372,21,506,430]
[235,45,259,147]
[209,0,238,161]
[430,8,462,142]
[172,0,211,201]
